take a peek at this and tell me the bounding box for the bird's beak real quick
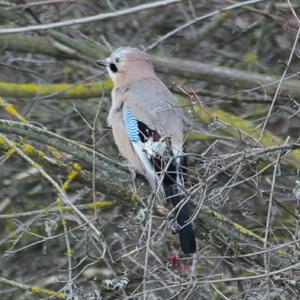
[95,59,109,67]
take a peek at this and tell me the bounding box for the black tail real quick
[165,185,196,254]
[137,120,196,254]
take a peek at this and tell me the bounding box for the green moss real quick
[244,53,258,63]
[202,205,264,243]
[178,97,300,168]
[232,222,264,242]
[30,286,65,299]
[0,79,113,99]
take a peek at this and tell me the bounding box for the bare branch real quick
[0,0,180,34]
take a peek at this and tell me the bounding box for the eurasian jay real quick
[97,47,196,254]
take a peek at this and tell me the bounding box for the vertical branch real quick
[263,137,289,298]
[258,28,300,140]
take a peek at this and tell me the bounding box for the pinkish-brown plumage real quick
[97,47,196,254]
[105,48,184,171]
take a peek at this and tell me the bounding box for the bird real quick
[96,47,196,254]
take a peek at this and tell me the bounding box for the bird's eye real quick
[115,57,120,63]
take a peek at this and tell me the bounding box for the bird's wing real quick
[123,77,184,149]
[122,84,195,252]
[122,105,195,253]
[122,106,166,203]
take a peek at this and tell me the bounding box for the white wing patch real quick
[172,146,184,188]
[144,137,168,157]
[132,142,166,203]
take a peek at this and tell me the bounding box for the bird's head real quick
[96,47,154,86]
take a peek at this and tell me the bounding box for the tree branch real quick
[0,119,290,268]
[0,0,180,34]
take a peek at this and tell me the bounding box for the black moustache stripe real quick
[109,63,118,73]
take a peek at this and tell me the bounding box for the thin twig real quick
[0,0,180,34]
[258,27,300,140]
[263,137,289,298]
[0,134,103,240]
[147,0,264,49]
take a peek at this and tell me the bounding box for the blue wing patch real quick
[123,107,140,142]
